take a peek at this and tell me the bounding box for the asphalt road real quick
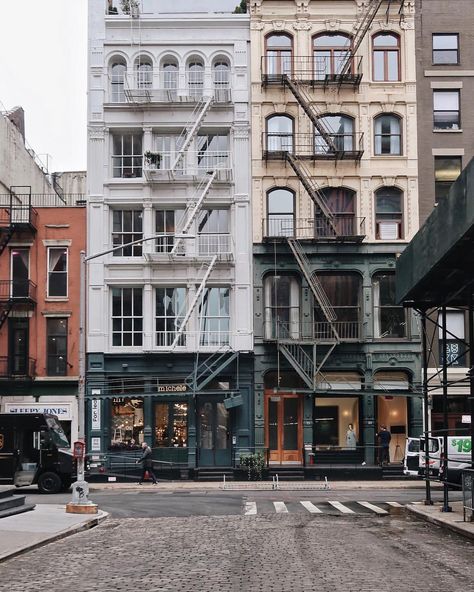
[21,485,463,518]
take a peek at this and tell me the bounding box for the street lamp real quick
[66,233,195,513]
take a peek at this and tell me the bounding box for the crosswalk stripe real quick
[300,501,322,514]
[386,501,403,507]
[328,501,355,514]
[244,502,257,515]
[357,501,389,515]
[273,501,289,514]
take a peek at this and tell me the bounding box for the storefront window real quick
[110,398,144,449]
[314,397,359,448]
[154,402,188,447]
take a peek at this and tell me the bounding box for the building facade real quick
[250,0,422,468]
[87,0,252,473]
[415,0,474,437]
[0,107,86,443]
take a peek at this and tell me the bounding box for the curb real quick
[0,511,108,564]
[406,505,474,542]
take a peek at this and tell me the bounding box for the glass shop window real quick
[110,397,144,449]
[154,402,188,447]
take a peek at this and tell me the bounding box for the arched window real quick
[213,60,230,102]
[264,275,300,340]
[187,59,204,98]
[316,187,356,237]
[315,114,354,154]
[374,114,402,155]
[375,187,403,239]
[266,188,295,237]
[373,32,400,81]
[266,114,293,153]
[313,272,362,340]
[135,57,152,89]
[265,33,293,77]
[372,273,407,338]
[162,58,178,98]
[313,33,351,80]
[110,58,126,102]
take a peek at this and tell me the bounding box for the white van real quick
[419,436,472,484]
[404,437,421,476]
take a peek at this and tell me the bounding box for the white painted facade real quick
[87,0,252,356]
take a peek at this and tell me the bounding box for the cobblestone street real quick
[0,513,472,592]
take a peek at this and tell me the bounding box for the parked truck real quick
[0,413,75,493]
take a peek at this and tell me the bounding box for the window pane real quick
[434,91,459,111]
[373,33,399,47]
[433,35,458,50]
[376,191,402,213]
[267,34,292,48]
[314,34,350,48]
[387,51,399,81]
[434,157,462,182]
[373,51,385,80]
[268,189,294,214]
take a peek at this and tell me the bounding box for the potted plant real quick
[144,150,162,169]
[120,0,140,15]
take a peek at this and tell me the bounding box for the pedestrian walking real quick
[136,442,157,485]
[376,425,392,465]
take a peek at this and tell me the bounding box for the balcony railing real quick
[0,280,37,303]
[264,320,362,342]
[0,194,85,209]
[153,234,233,259]
[198,234,232,256]
[263,133,364,161]
[263,217,366,241]
[154,330,231,350]
[143,151,232,181]
[261,55,363,87]
[0,356,36,379]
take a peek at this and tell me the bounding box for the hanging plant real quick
[239,452,266,481]
[120,0,140,15]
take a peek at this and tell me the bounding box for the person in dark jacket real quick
[136,442,157,484]
[376,426,392,466]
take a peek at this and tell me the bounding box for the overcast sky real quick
[0,0,87,173]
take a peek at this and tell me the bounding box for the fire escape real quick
[261,0,404,388]
[0,187,37,378]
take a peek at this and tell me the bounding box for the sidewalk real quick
[407,501,474,541]
[0,504,108,563]
[89,479,443,492]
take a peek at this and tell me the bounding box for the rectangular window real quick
[112,287,143,346]
[199,287,230,346]
[433,90,460,130]
[112,210,143,256]
[155,210,177,253]
[433,34,459,65]
[434,156,462,202]
[155,287,186,347]
[373,273,407,338]
[375,190,403,240]
[438,310,467,366]
[10,248,29,298]
[197,210,230,255]
[154,402,188,447]
[47,247,68,297]
[46,318,68,376]
[196,134,229,171]
[112,133,143,178]
[111,398,144,449]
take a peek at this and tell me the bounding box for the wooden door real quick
[265,392,303,464]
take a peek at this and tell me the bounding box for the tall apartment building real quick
[415,0,474,437]
[87,0,252,473]
[250,0,421,469]
[0,107,86,445]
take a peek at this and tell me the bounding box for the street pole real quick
[421,311,432,505]
[469,291,474,484]
[441,306,452,512]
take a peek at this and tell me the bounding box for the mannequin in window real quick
[346,423,357,450]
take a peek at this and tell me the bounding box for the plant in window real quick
[144,150,162,168]
[120,0,139,15]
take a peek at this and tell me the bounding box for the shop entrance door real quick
[198,399,231,467]
[265,393,302,464]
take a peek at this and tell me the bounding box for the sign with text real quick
[91,399,101,430]
[5,404,72,420]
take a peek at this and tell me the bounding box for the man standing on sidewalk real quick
[136,442,157,485]
[376,426,392,466]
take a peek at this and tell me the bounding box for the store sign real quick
[5,404,72,420]
[157,384,187,393]
[462,415,472,424]
[91,400,101,430]
[91,437,101,451]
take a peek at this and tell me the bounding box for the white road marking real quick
[386,501,403,507]
[328,501,355,514]
[273,501,289,514]
[300,501,323,514]
[357,501,389,515]
[244,502,257,515]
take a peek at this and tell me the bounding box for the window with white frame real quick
[155,287,186,347]
[47,247,68,297]
[112,210,143,256]
[433,90,460,130]
[135,57,152,89]
[112,287,143,346]
[112,133,143,178]
[187,60,204,98]
[197,210,230,255]
[197,134,229,171]
[213,60,230,102]
[161,59,178,98]
[155,210,177,253]
[110,59,126,102]
[199,287,230,346]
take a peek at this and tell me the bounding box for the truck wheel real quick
[37,472,62,494]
